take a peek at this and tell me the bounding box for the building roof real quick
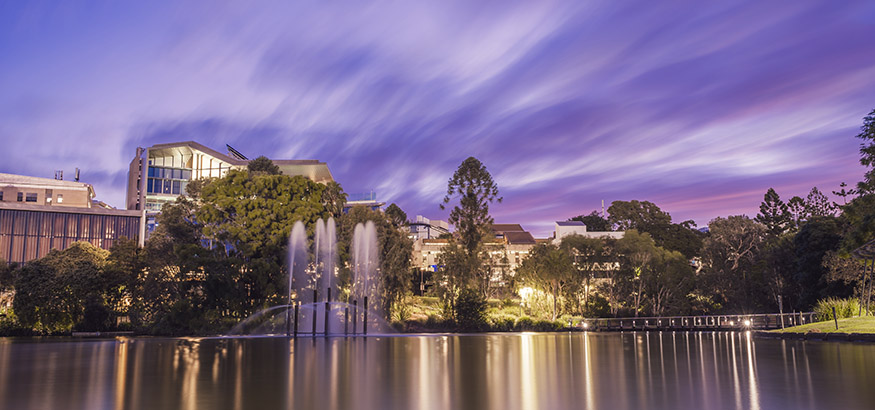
[491,224,525,233]
[505,231,537,245]
[0,201,140,217]
[0,172,95,197]
[146,141,334,182]
[556,221,585,227]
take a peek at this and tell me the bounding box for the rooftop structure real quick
[0,172,95,208]
[408,215,450,241]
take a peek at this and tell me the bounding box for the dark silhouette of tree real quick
[856,108,875,193]
[385,203,408,228]
[755,188,791,237]
[247,156,281,175]
[570,210,611,231]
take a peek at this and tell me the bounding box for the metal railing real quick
[581,312,817,331]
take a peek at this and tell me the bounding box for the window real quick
[0,191,3,201]
[25,193,37,202]
[57,194,63,203]
[17,192,23,202]
[46,189,53,204]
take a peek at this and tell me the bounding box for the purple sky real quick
[1,1,873,237]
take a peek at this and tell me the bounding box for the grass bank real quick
[771,315,875,334]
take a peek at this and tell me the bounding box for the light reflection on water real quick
[1,332,875,410]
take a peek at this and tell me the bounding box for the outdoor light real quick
[744,320,751,327]
[730,321,735,326]
[518,287,534,301]
[583,322,589,329]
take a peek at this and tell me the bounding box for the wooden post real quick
[833,306,839,330]
[352,300,358,334]
[324,288,331,335]
[293,301,299,338]
[779,298,784,329]
[867,258,874,315]
[344,307,349,335]
[312,289,318,335]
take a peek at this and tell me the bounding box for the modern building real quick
[408,215,449,241]
[343,191,385,213]
[126,141,334,243]
[0,173,140,264]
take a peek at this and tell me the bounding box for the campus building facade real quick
[0,173,140,264]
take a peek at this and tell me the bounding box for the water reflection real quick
[1,332,875,410]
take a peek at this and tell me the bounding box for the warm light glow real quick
[519,287,534,301]
[583,322,589,329]
[730,321,735,326]
[743,320,751,327]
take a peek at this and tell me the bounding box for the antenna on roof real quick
[75,168,80,182]
[601,199,605,218]
[226,144,248,160]
[55,170,63,180]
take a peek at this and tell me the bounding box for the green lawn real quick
[772,315,875,334]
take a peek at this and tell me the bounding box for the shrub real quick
[533,319,565,332]
[814,297,869,321]
[455,288,487,331]
[515,316,535,331]
[488,314,516,332]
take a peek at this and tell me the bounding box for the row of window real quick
[146,178,189,195]
[0,192,41,202]
[147,166,192,180]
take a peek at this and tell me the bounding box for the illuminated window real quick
[57,194,64,203]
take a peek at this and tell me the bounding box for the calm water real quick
[1,332,874,410]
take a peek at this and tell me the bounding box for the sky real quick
[1,0,874,237]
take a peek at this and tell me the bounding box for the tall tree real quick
[644,247,695,317]
[616,230,657,317]
[560,234,607,316]
[700,216,767,313]
[856,108,875,193]
[516,243,575,320]
[607,200,671,231]
[805,187,836,218]
[385,203,408,228]
[441,157,502,256]
[795,217,846,308]
[787,196,807,231]
[755,188,791,237]
[440,157,501,299]
[570,210,611,231]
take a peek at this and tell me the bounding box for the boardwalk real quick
[584,312,817,331]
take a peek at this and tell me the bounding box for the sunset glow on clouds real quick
[1,1,873,236]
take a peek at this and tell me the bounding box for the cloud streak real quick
[1,0,873,236]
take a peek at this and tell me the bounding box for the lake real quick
[1,332,874,410]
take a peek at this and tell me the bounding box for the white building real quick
[552,221,624,245]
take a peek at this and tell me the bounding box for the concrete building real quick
[408,215,449,241]
[0,173,140,264]
[552,220,624,244]
[126,141,334,243]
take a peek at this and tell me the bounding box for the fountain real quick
[230,218,390,337]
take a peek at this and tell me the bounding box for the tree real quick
[516,243,575,320]
[794,217,846,308]
[247,156,281,175]
[787,196,807,231]
[700,216,767,313]
[616,230,657,317]
[805,187,835,218]
[385,203,408,228]
[644,247,695,316]
[856,108,875,193]
[570,211,611,232]
[441,157,502,256]
[560,234,607,316]
[440,157,501,298]
[13,242,111,332]
[755,188,791,237]
[321,181,347,219]
[607,200,671,231]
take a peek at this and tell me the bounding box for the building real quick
[0,173,140,264]
[408,215,449,241]
[552,220,624,244]
[126,141,334,243]
[343,191,386,213]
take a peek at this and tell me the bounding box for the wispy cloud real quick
[1,0,872,236]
